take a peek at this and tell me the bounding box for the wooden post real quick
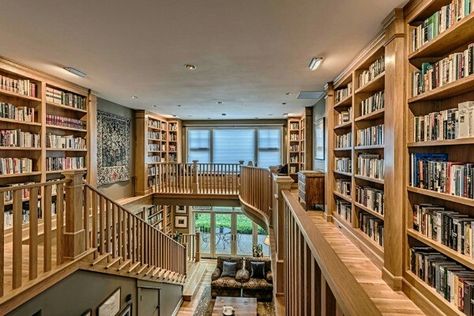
[324,82,335,222]
[62,170,87,260]
[272,174,293,296]
[192,160,198,194]
[195,231,201,262]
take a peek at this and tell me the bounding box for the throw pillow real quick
[221,261,237,277]
[250,261,265,278]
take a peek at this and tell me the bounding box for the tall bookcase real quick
[287,116,304,178]
[403,1,474,314]
[135,111,182,195]
[0,58,92,231]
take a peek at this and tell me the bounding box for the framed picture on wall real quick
[175,215,188,228]
[314,118,325,160]
[98,287,121,316]
[118,303,132,316]
[175,205,187,214]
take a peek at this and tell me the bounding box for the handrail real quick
[239,166,273,221]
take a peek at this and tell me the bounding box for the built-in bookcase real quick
[135,111,182,195]
[404,2,474,314]
[327,34,387,267]
[287,117,304,178]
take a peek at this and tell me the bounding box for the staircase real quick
[0,170,187,314]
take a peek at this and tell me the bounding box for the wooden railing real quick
[177,232,200,263]
[150,161,241,195]
[84,184,186,275]
[239,166,273,219]
[0,170,186,303]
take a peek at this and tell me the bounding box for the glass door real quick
[214,213,233,256]
[194,212,211,257]
[236,214,253,256]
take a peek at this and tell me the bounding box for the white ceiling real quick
[0,0,403,119]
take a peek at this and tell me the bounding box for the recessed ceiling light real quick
[217,101,223,105]
[283,112,288,116]
[221,113,226,116]
[177,104,182,107]
[64,66,87,78]
[282,102,287,105]
[131,96,138,100]
[153,105,158,108]
[268,114,273,116]
[285,92,292,96]
[172,114,177,118]
[308,57,323,71]
[185,64,196,70]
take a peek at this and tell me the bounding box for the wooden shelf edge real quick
[46,168,87,174]
[407,186,474,207]
[333,191,352,203]
[408,75,474,103]
[0,172,42,178]
[334,171,352,177]
[0,88,41,102]
[0,147,41,151]
[47,102,87,114]
[354,202,384,220]
[46,125,87,133]
[355,108,385,122]
[334,95,352,108]
[354,145,384,150]
[354,174,384,185]
[334,122,352,130]
[408,137,474,147]
[0,118,41,126]
[354,72,385,94]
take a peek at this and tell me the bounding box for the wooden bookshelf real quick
[403,1,474,314]
[134,111,182,195]
[287,116,304,178]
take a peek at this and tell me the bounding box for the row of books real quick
[410,246,474,314]
[289,155,299,163]
[0,158,33,175]
[357,154,384,180]
[337,108,352,125]
[46,114,86,130]
[335,178,351,196]
[2,182,34,204]
[46,86,86,110]
[148,144,166,152]
[336,199,352,222]
[169,134,177,141]
[358,56,385,88]
[168,153,177,162]
[148,131,163,140]
[335,83,352,103]
[148,119,167,129]
[289,144,300,152]
[0,102,35,122]
[356,124,384,146]
[336,131,352,148]
[46,157,85,171]
[148,156,166,163]
[410,153,474,198]
[412,44,474,97]
[289,122,300,130]
[289,133,300,141]
[0,129,40,148]
[47,134,86,149]
[356,185,384,215]
[413,101,474,142]
[169,145,177,152]
[4,201,58,228]
[169,123,178,131]
[335,157,352,173]
[0,74,37,97]
[413,203,474,256]
[361,90,384,116]
[411,0,473,52]
[359,212,384,247]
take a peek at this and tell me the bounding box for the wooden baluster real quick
[112,204,117,258]
[118,208,123,259]
[12,190,23,289]
[0,191,4,296]
[128,213,133,262]
[106,199,111,255]
[56,183,64,264]
[28,187,39,280]
[44,185,52,272]
[91,189,97,256]
[83,184,89,250]
[99,196,105,255]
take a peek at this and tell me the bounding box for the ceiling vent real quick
[297,91,325,100]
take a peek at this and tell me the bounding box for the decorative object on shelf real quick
[252,244,263,257]
[314,117,325,160]
[97,287,121,316]
[175,215,188,228]
[97,111,131,185]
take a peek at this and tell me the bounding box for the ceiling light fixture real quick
[153,105,158,108]
[185,64,196,70]
[131,96,138,100]
[172,114,177,118]
[308,57,324,71]
[217,101,223,105]
[283,112,288,116]
[221,113,227,116]
[177,104,182,107]
[282,102,287,105]
[64,66,87,78]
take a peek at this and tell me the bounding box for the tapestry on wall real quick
[97,110,131,185]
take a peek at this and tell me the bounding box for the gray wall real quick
[97,98,136,200]
[313,97,327,172]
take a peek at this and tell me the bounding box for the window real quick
[186,127,282,167]
[257,128,281,168]
[187,129,211,163]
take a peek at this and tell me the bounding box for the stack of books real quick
[336,199,352,222]
[361,91,384,116]
[357,154,384,179]
[0,158,33,175]
[356,124,384,146]
[47,134,86,149]
[356,185,384,215]
[335,83,352,103]
[0,74,37,97]
[359,213,384,246]
[335,157,352,173]
[336,179,351,196]
[0,129,40,148]
[46,157,85,171]
[336,132,352,148]
[46,114,86,130]
[359,56,385,87]
[46,86,86,110]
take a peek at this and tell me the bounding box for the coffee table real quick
[212,296,257,315]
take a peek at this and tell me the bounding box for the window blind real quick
[213,129,255,164]
[258,128,281,168]
[187,129,211,163]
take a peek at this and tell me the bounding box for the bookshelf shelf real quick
[355,72,385,94]
[407,229,474,270]
[46,148,87,152]
[408,74,474,103]
[334,95,352,109]
[0,172,42,178]
[334,121,352,130]
[333,191,352,203]
[46,102,87,114]
[0,147,41,151]
[0,88,41,102]
[354,145,384,150]
[334,147,352,152]
[333,171,352,177]
[46,125,87,133]
[354,174,384,185]
[354,202,384,220]
[408,13,474,62]
[332,213,352,230]
[407,186,474,207]
[407,138,474,147]
[46,168,87,175]
[354,108,385,122]
[0,118,41,126]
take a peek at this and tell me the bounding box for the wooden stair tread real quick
[136,264,148,275]
[117,259,132,271]
[182,262,207,301]
[105,258,121,269]
[128,262,141,273]
[91,254,110,266]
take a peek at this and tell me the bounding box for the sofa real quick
[211,256,273,301]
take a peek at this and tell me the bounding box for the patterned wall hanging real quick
[97,110,131,185]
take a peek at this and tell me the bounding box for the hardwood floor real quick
[178,259,216,315]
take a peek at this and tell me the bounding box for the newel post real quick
[62,170,87,260]
[192,160,198,194]
[195,231,201,262]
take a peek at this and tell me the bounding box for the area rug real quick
[193,285,275,316]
